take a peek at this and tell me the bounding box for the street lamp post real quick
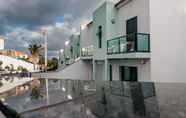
[41,28,48,72]
[59,49,64,67]
[64,40,70,65]
[44,33,47,71]
[41,28,49,105]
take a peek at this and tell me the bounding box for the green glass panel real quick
[120,36,127,53]
[108,39,119,53]
[137,34,149,52]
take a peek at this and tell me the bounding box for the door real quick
[126,17,138,52]
[109,65,112,81]
[120,66,138,81]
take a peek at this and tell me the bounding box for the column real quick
[104,59,109,81]
[92,60,96,80]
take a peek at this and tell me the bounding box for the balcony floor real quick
[107,52,151,59]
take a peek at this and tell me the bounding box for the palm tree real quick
[0,79,3,87]
[5,65,10,71]
[17,66,24,72]
[28,44,42,69]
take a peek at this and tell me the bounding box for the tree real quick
[5,65,10,71]
[17,66,27,73]
[0,81,3,87]
[28,44,43,69]
[0,61,3,66]
[22,68,28,72]
[0,61,3,71]
[17,66,24,72]
[47,58,58,71]
[28,44,42,56]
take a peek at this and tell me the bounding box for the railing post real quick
[148,34,150,52]
[118,38,120,53]
[107,40,109,54]
[135,33,138,52]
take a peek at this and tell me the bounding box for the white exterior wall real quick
[0,39,4,50]
[81,23,93,47]
[93,3,107,60]
[113,0,150,38]
[0,55,39,72]
[95,61,105,80]
[107,0,151,81]
[150,0,186,82]
[111,60,150,81]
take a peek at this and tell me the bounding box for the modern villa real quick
[58,0,186,82]
[0,0,186,117]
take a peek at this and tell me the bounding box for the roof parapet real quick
[115,0,132,9]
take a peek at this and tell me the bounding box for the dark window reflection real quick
[93,81,160,118]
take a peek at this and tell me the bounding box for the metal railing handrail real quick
[107,32,149,41]
[107,33,150,54]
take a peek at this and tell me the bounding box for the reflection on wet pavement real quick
[0,78,186,118]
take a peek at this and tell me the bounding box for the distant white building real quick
[0,37,40,72]
[0,37,4,50]
[0,55,39,72]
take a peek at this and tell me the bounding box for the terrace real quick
[81,45,94,59]
[107,33,150,59]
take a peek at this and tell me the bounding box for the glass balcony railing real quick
[81,45,94,57]
[107,33,150,54]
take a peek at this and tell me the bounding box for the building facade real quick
[0,37,4,50]
[58,0,186,82]
[0,49,29,60]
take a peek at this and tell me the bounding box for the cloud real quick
[0,0,104,32]
[0,0,105,57]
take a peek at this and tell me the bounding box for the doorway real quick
[119,66,138,81]
[126,16,138,52]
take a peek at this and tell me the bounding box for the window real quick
[120,66,138,81]
[109,65,112,81]
[97,26,102,48]
[61,60,63,64]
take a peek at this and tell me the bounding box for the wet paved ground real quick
[0,78,186,118]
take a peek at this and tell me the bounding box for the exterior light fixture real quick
[111,18,116,24]
[0,98,5,102]
[81,25,86,30]
[60,49,64,53]
[62,87,66,92]
[20,86,24,91]
[25,86,29,90]
[82,48,86,52]
[67,94,72,100]
[75,57,80,62]
[65,41,70,46]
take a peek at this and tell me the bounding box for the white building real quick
[56,0,186,83]
[0,37,4,50]
[0,55,39,72]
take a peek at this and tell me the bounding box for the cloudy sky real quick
[0,0,106,58]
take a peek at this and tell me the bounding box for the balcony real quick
[107,33,150,55]
[81,45,94,57]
